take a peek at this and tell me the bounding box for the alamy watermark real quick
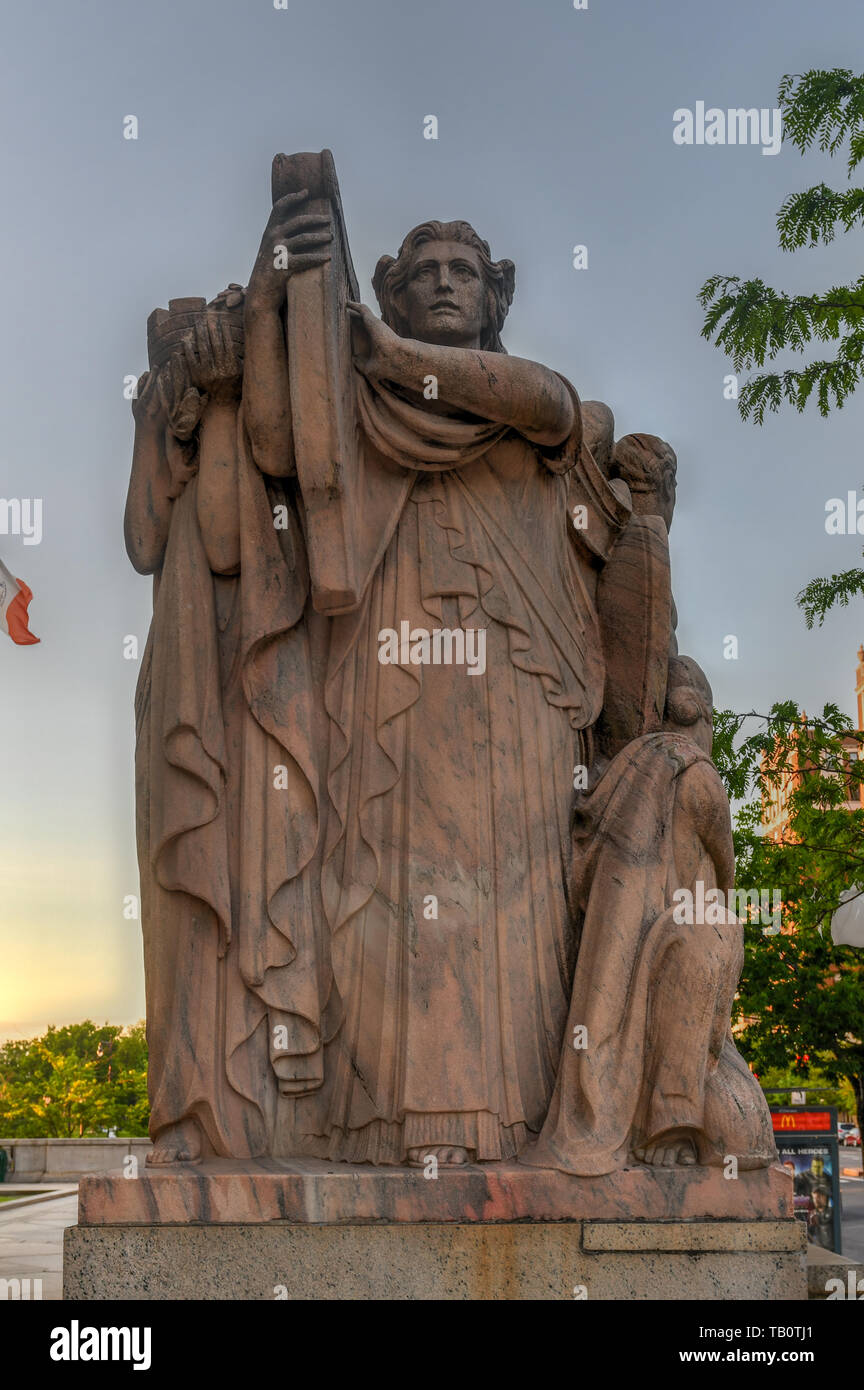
[0,498,42,545]
[673,103,782,156]
[825,492,864,534]
[672,881,782,933]
[378,621,486,676]
[49,1322,151,1370]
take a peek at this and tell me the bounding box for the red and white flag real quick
[0,555,39,645]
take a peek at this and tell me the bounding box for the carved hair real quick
[611,434,677,496]
[372,220,515,353]
[666,656,713,730]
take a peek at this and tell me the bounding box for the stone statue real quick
[124,150,776,1177]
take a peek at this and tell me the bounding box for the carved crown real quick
[146,288,246,372]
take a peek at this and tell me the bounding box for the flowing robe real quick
[135,424,335,1157]
[288,399,627,1162]
[135,366,633,1162]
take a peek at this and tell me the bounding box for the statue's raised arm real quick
[243,187,333,479]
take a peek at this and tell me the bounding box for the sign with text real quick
[771,1105,841,1254]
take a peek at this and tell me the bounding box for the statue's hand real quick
[131,355,201,443]
[133,363,201,441]
[246,190,333,313]
[130,369,165,431]
[347,302,402,382]
[181,316,242,404]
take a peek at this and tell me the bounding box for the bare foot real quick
[406,1145,473,1167]
[634,1129,698,1167]
[146,1119,203,1165]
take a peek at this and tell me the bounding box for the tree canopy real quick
[713,702,864,1136]
[700,69,864,423]
[0,1020,148,1138]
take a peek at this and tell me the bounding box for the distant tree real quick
[698,72,864,1143]
[713,703,864,1144]
[107,1022,149,1135]
[756,1062,856,1117]
[699,69,864,625]
[0,1021,149,1138]
[700,68,864,424]
[0,1045,112,1138]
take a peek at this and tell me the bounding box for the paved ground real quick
[839,1149,864,1262]
[0,1189,78,1300]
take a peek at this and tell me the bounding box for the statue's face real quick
[398,240,487,348]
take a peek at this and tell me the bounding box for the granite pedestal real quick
[63,1158,806,1301]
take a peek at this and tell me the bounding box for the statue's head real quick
[665,656,713,755]
[373,221,515,352]
[611,434,677,532]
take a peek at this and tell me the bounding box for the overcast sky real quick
[2,0,863,1040]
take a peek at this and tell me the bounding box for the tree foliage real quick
[756,1062,856,1116]
[0,1021,149,1138]
[698,65,864,1145]
[713,704,864,1136]
[699,69,864,420]
[797,568,864,629]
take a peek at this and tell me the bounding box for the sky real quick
[1,0,863,1041]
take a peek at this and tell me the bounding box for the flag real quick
[0,555,39,645]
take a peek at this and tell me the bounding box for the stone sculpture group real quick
[124,151,776,1181]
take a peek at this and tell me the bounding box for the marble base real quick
[63,1160,804,1300]
[74,1156,793,1225]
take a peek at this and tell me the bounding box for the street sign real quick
[771,1104,842,1255]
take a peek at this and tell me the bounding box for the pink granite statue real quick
[124,151,776,1178]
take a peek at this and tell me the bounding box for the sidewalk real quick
[0,1188,78,1300]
